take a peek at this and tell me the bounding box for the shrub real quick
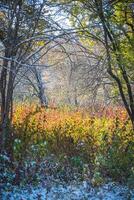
[10,104,134,185]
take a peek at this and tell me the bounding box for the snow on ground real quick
[1,181,134,200]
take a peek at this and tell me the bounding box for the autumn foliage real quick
[10,104,134,184]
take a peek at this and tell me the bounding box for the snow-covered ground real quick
[1,181,134,200]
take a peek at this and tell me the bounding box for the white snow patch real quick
[1,181,134,200]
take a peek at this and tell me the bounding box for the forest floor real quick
[1,155,134,200]
[1,180,134,200]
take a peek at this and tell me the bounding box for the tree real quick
[0,0,44,154]
[40,38,108,107]
[25,63,48,107]
[0,0,69,154]
[54,0,134,127]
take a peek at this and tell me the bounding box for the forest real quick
[0,0,134,199]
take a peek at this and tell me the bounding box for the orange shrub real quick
[11,104,134,183]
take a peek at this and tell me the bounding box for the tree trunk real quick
[33,66,48,107]
[0,50,8,153]
[0,52,15,156]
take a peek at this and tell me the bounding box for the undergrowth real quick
[1,104,134,187]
